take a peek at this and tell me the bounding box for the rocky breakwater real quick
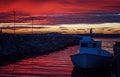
[0,33,81,66]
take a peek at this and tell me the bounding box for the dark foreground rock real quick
[0,33,81,66]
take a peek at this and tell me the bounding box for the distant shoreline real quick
[1,33,120,38]
[77,34,120,38]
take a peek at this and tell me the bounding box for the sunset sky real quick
[0,0,120,34]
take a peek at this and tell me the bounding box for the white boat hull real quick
[71,54,112,69]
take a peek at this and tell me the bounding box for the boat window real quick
[88,43,96,48]
[81,43,96,48]
[81,43,88,47]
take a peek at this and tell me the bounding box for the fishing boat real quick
[71,36,113,69]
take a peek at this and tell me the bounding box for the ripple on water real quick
[0,38,119,77]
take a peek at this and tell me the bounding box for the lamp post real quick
[13,11,16,34]
[31,17,34,34]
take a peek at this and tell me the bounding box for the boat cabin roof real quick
[82,36,92,41]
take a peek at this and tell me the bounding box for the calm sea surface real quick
[0,38,120,77]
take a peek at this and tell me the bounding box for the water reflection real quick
[0,46,79,77]
[71,67,113,77]
[0,38,119,77]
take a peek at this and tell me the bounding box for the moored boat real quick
[71,36,113,69]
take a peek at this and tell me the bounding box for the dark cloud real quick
[0,12,13,18]
[77,29,85,30]
[0,11,29,18]
[0,11,120,24]
[0,0,120,25]
[107,29,113,31]
[113,30,120,33]
[26,16,46,20]
[31,0,56,3]
[107,5,120,10]
[43,12,120,24]
[0,0,16,4]
[0,11,30,23]
[96,27,113,31]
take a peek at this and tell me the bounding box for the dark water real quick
[0,38,120,77]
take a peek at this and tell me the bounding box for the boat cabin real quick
[80,40,102,55]
[79,36,112,56]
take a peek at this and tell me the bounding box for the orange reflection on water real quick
[0,46,79,77]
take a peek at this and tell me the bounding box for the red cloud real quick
[0,0,120,24]
[0,0,120,15]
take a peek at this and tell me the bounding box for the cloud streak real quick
[0,0,120,24]
[0,12,120,24]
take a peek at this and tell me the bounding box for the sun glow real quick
[1,23,120,34]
